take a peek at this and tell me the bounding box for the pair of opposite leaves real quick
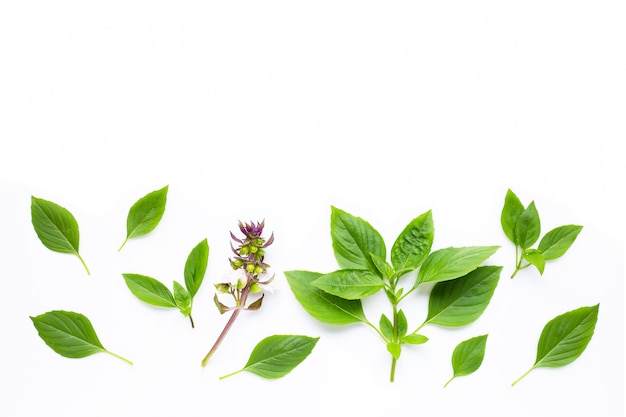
[31,187,317,379]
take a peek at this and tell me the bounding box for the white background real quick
[1,1,624,416]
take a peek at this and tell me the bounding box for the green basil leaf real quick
[444,334,488,387]
[397,309,408,338]
[424,266,502,327]
[369,253,394,279]
[119,185,168,251]
[416,246,499,286]
[538,225,583,260]
[523,249,545,275]
[387,342,401,360]
[285,270,367,325]
[221,335,319,379]
[173,281,192,316]
[30,310,132,364]
[501,189,525,244]
[31,196,90,275]
[184,238,209,297]
[391,210,434,272]
[122,273,176,308]
[330,206,386,274]
[402,334,428,345]
[515,201,541,249]
[380,314,394,341]
[312,269,385,300]
[513,304,599,386]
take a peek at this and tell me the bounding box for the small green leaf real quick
[515,201,541,249]
[285,270,367,325]
[512,304,599,386]
[184,238,209,297]
[387,342,401,360]
[122,273,176,308]
[312,269,385,300]
[380,314,394,341]
[330,206,386,274]
[220,335,319,379]
[31,196,90,275]
[523,249,545,275]
[30,310,132,364]
[444,334,488,387]
[391,210,434,272]
[501,189,525,244]
[173,281,192,316]
[538,225,583,260]
[119,185,168,251]
[424,266,502,327]
[369,253,394,279]
[402,334,428,345]
[397,309,408,338]
[416,246,499,286]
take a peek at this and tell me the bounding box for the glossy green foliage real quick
[512,304,599,386]
[119,185,168,251]
[445,334,488,387]
[330,206,385,273]
[31,196,89,274]
[31,310,131,364]
[122,239,208,327]
[502,189,583,277]
[285,270,366,325]
[221,335,319,379]
[425,266,502,327]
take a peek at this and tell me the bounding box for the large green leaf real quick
[538,225,583,260]
[515,201,540,249]
[512,304,599,386]
[312,269,385,300]
[424,266,502,327]
[416,246,499,286]
[391,210,434,272]
[30,310,132,364]
[119,185,168,251]
[31,196,89,274]
[184,238,209,297]
[330,206,385,273]
[221,335,319,379]
[500,189,525,244]
[122,273,176,308]
[445,334,488,387]
[284,270,367,325]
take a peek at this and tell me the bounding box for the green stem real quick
[364,319,385,339]
[390,356,397,382]
[511,366,535,386]
[443,376,455,388]
[389,303,399,383]
[189,314,195,329]
[410,321,427,336]
[77,253,90,275]
[106,350,133,365]
[219,368,244,380]
[118,238,129,252]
